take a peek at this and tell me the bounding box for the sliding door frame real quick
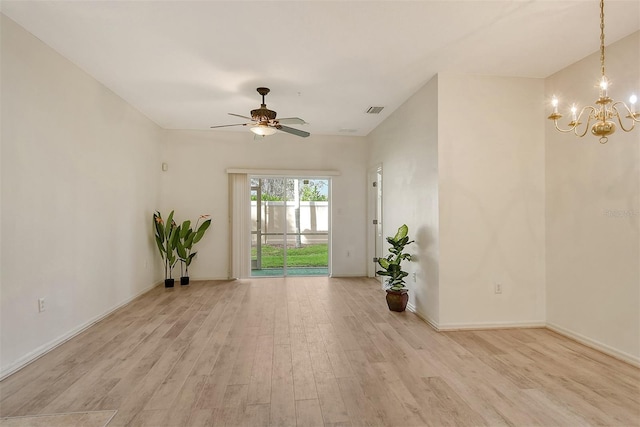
[250,174,331,277]
[227,169,339,279]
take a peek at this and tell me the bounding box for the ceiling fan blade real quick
[210,123,249,129]
[277,117,307,125]
[277,125,310,138]
[228,113,253,120]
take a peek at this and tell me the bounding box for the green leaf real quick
[176,239,187,259]
[154,213,165,241]
[169,225,180,248]
[197,219,211,233]
[378,258,390,269]
[155,235,165,258]
[166,211,175,238]
[180,220,191,238]
[185,232,195,248]
[186,252,197,266]
[192,220,211,244]
[153,212,163,236]
[394,224,408,242]
[192,229,205,244]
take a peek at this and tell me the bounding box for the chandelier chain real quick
[600,0,606,77]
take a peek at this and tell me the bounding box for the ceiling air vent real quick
[366,106,385,114]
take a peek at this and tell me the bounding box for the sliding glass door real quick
[250,177,329,277]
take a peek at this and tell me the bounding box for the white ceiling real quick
[2,1,639,137]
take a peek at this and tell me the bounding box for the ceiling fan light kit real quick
[548,0,639,144]
[211,87,310,138]
[250,124,277,136]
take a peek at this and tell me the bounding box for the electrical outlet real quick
[38,298,45,312]
[494,283,502,294]
[413,272,417,282]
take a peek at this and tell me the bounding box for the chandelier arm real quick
[611,104,637,132]
[612,101,640,123]
[552,120,577,133]
[575,112,594,138]
[570,106,597,137]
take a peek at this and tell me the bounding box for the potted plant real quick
[176,215,212,285]
[153,210,180,288]
[376,224,415,312]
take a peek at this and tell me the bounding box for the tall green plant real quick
[376,224,415,291]
[153,210,180,280]
[176,215,211,277]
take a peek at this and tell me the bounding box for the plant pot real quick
[164,278,175,288]
[386,289,408,312]
[180,276,190,286]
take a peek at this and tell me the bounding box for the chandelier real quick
[548,0,639,144]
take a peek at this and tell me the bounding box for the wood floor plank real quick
[291,334,318,401]
[1,278,638,427]
[295,398,325,427]
[194,336,242,410]
[247,334,274,405]
[270,343,296,426]
[270,379,296,427]
[314,376,350,425]
[241,403,270,426]
[336,376,386,427]
[371,361,428,425]
[344,347,418,426]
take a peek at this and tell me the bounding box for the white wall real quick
[368,73,546,329]
[160,130,367,278]
[367,76,440,324]
[545,31,640,364]
[438,74,546,328]
[0,15,163,377]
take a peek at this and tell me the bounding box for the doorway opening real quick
[250,177,330,277]
[368,165,383,285]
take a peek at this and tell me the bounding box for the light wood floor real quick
[1,277,639,427]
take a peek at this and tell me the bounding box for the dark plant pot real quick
[386,289,408,312]
[164,278,175,288]
[180,276,190,286]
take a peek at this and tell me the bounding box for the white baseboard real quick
[406,303,544,332]
[405,305,639,368]
[0,281,161,381]
[330,273,368,278]
[546,322,640,368]
[406,303,441,330]
[436,320,546,331]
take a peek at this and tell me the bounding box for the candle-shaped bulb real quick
[571,104,578,121]
[552,96,559,114]
[600,76,609,97]
[630,94,637,113]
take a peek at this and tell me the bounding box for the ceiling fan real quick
[210,87,310,138]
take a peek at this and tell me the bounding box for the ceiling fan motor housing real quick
[251,106,277,122]
[251,87,277,122]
